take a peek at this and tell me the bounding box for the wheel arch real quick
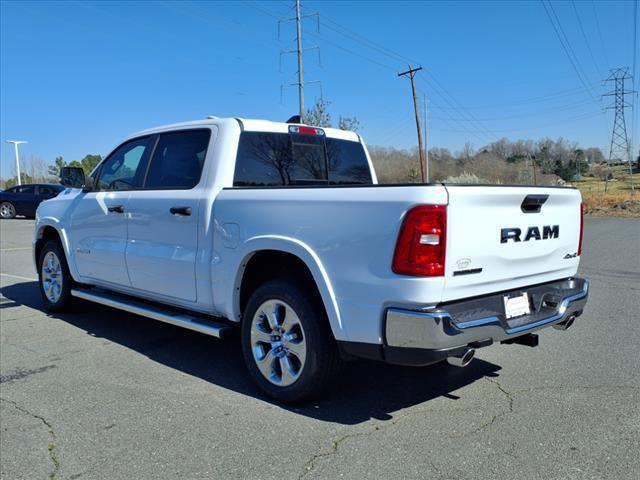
[34,222,78,280]
[232,236,344,340]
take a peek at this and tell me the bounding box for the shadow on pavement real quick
[1,280,501,425]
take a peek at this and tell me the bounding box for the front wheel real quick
[0,202,16,219]
[241,279,340,403]
[38,240,74,312]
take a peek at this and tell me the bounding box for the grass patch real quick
[572,167,639,217]
[581,191,639,217]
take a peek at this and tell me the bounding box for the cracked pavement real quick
[1,217,639,479]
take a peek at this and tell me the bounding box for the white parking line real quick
[0,247,32,252]
[0,273,37,282]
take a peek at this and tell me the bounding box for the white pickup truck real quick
[34,117,589,402]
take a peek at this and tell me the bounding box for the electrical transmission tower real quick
[604,67,636,187]
[279,0,321,120]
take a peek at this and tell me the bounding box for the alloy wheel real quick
[0,202,16,219]
[250,299,307,387]
[42,251,63,303]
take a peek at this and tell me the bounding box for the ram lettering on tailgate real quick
[500,225,559,243]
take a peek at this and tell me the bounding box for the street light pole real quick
[5,140,27,186]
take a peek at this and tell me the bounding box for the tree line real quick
[371,138,606,185]
[1,98,630,189]
[1,154,102,189]
[302,98,610,185]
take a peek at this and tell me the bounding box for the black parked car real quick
[0,184,65,219]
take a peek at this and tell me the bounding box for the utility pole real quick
[5,140,27,186]
[278,1,320,121]
[295,0,304,119]
[398,65,425,182]
[423,93,429,182]
[604,67,635,190]
[528,153,537,185]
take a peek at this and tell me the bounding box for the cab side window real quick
[144,130,211,189]
[96,137,151,191]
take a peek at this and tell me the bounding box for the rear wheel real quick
[38,240,74,312]
[241,279,340,403]
[0,202,16,219]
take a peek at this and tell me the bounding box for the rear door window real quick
[234,132,372,187]
[16,185,35,194]
[37,185,59,196]
[144,129,211,189]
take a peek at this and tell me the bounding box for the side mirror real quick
[60,167,86,189]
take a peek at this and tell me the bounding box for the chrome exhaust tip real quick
[446,348,475,368]
[553,315,576,331]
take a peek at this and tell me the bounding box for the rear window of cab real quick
[233,131,372,187]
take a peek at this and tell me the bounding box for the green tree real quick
[4,173,34,189]
[48,156,66,177]
[80,154,102,175]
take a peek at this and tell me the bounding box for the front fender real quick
[226,235,345,341]
[33,218,82,280]
[34,189,83,281]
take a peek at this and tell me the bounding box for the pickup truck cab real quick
[34,117,589,402]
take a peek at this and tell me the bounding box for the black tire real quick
[38,240,74,312]
[0,202,16,219]
[241,278,340,403]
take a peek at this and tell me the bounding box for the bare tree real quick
[304,98,332,127]
[338,116,360,132]
[460,142,475,162]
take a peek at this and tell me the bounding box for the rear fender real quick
[231,235,344,340]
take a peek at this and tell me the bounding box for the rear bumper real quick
[340,277,589,366]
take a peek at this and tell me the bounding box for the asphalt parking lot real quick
[1,217,639,480]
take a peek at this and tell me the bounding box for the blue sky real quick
[1,0,638,177]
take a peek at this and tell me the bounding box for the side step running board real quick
[71,289,233,339]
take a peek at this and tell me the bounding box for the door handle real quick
[107,205,125,213]
[170,206,192,216]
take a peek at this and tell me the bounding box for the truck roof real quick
[134,117,360,142]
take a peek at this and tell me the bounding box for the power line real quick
[571,0,603,78]
[299,3,415,65]
[428,99,599,122]
[540,0,599,100]
[248,0,606,147]
[299,2,500,143]
[418,75,500,142]
[431,110,604,134]
[428,85,601,111]
[259,2,498,143]
[591,0,611,68]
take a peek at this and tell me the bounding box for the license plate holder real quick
[503,292,531,319]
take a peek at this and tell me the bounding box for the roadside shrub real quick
[444,172,495,184]
[582,192,640,218]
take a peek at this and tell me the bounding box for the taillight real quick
[392,205,447,276]
[578,201,584,256]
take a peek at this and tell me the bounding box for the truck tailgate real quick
[442,185,582,302]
